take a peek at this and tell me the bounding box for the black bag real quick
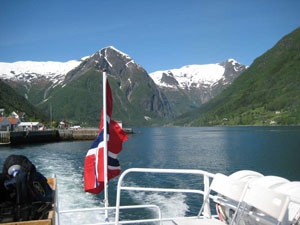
[0,173,10,202]
[0,173,15,223]
[0,155,54,222]
[2,154,36,175]
[27,171,54,203]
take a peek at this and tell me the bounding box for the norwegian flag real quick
[84,80,128,194]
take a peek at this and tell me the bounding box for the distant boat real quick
[122,127,134,134]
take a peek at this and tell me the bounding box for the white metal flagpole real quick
[102,68,109,221]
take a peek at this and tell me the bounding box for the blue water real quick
[1,126,300,224]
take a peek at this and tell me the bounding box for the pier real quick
[9,130,60,144]
[0,131,10,145]
[0,128,134,145]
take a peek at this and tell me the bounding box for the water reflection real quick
[219,126,300,180]
[130,127,231,173]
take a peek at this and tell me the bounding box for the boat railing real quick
[114,168,216,225]
[58,205,162,225]
[55,168,215,225]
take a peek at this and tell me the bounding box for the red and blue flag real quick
[84,80,128,194]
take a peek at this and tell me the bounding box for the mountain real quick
[172,27,300,126]
[0,79,47,121]
[37,47,172,126]
[0,46,246,126]
[0,59,83,105]
[0,60,82,84]
[0,47,173,126]
[149,59,247,116]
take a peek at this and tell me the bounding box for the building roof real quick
[8,118,20,124]
[0,117,9,123]
[18,122,40,126]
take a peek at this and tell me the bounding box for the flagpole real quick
[102,68,109,221]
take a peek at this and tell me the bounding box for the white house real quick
[18,122,42,131]
[70,125,81,130]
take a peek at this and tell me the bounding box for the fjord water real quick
[1,126,300,224]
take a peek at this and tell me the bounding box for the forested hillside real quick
[0,79,47,121]
[173,27,300,126]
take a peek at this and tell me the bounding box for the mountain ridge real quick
[0,47,246,95]
[34,46,173,126]
[149,59,247,116]
[150,59,247,89]
[0,46,247,126]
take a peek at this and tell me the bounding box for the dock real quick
[0,131,10,145]
[0,128,134,145]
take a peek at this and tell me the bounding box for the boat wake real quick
[35,149,106,225]
[124,180,189,224]
[33,145,190,225]
[130,191,188,218]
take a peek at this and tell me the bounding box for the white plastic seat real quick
[242,185,290,225]
[210,173,248,203]
[229,170,263,182]
[249,176,289,189]
[172,173,248,225]
[274,181,300,222]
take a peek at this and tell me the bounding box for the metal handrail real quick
[114,168,215,225]
[58,204,162,225]
[54,174,60,225]
[59,205,160,214]
[55,168,215,225]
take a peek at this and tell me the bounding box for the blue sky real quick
[0,0,299,73]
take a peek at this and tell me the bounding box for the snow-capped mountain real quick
[0,59,83,87]
[0,46,247,122]
[60,46,172,121]
[149,59,248,116]
[63,46,141,84]
[149,59,247,90]
[0,46,172,125]
[0,46,137,88]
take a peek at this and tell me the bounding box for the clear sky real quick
[0,0,299,73]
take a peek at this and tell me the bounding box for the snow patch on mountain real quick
[104,48,113,68]
[0,60,82,84]
[0,46,137,86]
[103,46,135,68]
[150,64,224,89]
[149,59,246,90]
[107,46,132,61]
